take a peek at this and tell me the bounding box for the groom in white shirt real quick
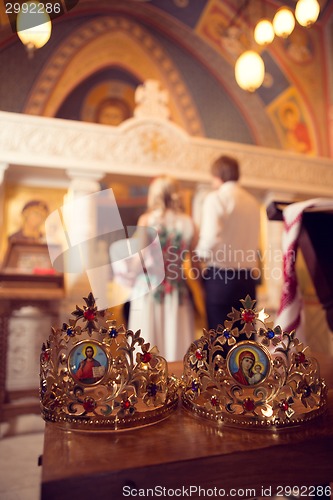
[195,155,260,331]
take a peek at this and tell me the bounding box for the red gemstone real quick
[241,309,256,323]
[211,396,218,407]
[122,400,131,409]
[142,352,152,363]
[243,398,255,412]
[195,349,204,360]
[83,309,96,321]
[42,351,50,362]
[280,401,289,411]
[295,352,306,364]
[83,399,95,412]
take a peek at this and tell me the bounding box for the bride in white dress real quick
[128,176,198,362]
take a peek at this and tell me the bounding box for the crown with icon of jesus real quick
[40,293,178,430]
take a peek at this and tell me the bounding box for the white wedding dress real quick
[128,209,195,362]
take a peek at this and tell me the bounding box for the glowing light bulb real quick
[295,0,320,27]
[17,1,51,54]
[254,19,275,46]
[273,7,295,38]
[235,51,265,92]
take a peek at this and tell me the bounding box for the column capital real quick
[66,169,105,196]
[66,169,105,182]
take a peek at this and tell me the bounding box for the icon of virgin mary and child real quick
[231,349,265,386]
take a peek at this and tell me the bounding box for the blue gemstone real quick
[109,328,118,338]
[147,383,158,396]
[66,327,74,337]
[191,381,199,392]
[223,329,231,339]
[266,330,275,339]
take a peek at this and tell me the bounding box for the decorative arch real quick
[24,16,204,136]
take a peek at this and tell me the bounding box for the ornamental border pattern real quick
[0,111,332,196]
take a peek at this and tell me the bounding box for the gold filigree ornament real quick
[182,296,328,430]
[40,293,179,430]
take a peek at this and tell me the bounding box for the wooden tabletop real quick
[41,356,333,500]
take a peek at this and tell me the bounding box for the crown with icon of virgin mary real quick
[182,296,328,430]
[40,293,178,430]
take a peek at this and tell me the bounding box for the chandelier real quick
[235,0,320,92]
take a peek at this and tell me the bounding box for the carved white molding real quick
[0,111,333,197]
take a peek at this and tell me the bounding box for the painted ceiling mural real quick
[0,0,331,155]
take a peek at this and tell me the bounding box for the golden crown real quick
[182,296,328,430]
[40,293,178,430]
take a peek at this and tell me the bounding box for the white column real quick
[62,170,106,315]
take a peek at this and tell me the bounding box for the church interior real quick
[0,0,333,498]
